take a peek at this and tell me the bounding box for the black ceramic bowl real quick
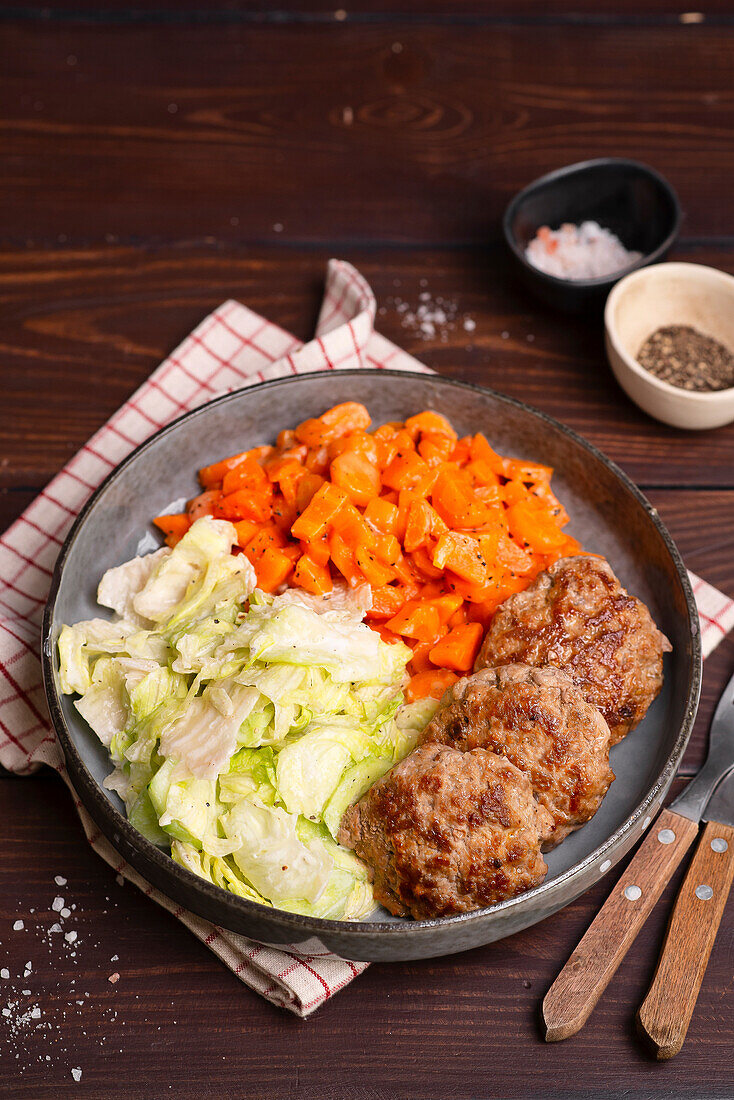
[42,370,700,961]
[503,158,681,312]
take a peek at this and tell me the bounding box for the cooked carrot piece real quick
[364,497,399,535]
[448,603,468,628]
[330,449,381,507]
[365,584,410,620]
[153,513,191,547]
[405,669,458,703]
[329,531,366,588]
[407,640,436,674]
[233,518,259,546]
[293,554,333,595]
[355,545,397,587]
[299,535,331,568]
[304,446,330,475]
[429,593,464,625]
[187,490,221,521]
[404,411,458,442]
[290,482,347,541]
[252,545,294,593]
[418,431,456,466]
[469,434,508,476]
[198,452,250,489]
[265,456,305,486]
[504,459,553,484]
[403,498,433,553]
[506,498,568,553]
[271,495,297,533]
[295,472,325,514]
[214,489,272,524]
[328,430,379,464]
[320,402,371,434]
[431,467,492,529]
[450,437,473,465]
[464,459,500,488]
[432,532,487,585]
[222,456,272,497]
[245,524,287,559]
[385,601,443,643]
[429,622,484,673]
[479,530,536,576]
[410,546,444,580]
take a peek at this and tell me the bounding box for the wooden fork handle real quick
[637,819,734,1059]
[542,808,699,1042]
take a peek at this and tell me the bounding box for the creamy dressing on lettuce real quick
[57,516,436,920]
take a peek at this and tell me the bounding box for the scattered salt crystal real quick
[60,908,71,919]
[55,876,67,887]
[525,221,641,281]
[111,954,119,962]
[1,1008,9,1018]
[52,897,64,912]
[0,969,9,979]
[22,990,31,996]
[463,317,476,332]
[65,931,77,944]
[108,972,120,984]
[24,962,31,971]
[71,1067,82,1082]
[13,920,24,931]
[30,1007,41,1019]
[49,923,62,933]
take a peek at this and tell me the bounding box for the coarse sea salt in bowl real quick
[503,158,680,313]
[605,262,734,430]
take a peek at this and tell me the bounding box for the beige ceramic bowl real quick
[605,262,734,429]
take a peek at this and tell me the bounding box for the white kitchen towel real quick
[0,259,730,1016]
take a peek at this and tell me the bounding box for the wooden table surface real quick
[3,4,734,1098]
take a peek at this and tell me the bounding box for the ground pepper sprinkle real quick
[637,325,734,392]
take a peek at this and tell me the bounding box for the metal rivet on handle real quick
[658,828,675,845]
[643,816,651,830]
[695,884,714,901]
[624,885,642,901]
[711,838,729,853]
[599,859,611,874]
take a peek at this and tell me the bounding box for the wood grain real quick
[3,244,734,489]
[4,774,734,1100]
[637,818,734,1060]
[542,807,699,1042]
[5,23,734,244]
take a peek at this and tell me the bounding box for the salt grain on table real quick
[12,920,24,931]
[51,897,64,913]
[54,877,67,887]
[525,220,641,280]
[108,972,120,984]
[71,1067,82,1082]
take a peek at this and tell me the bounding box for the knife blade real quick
[638,766,734,1057]
[544,670,734,1043]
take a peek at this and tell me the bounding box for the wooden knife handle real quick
[637,819,734,1059]
[543,808,698,1042]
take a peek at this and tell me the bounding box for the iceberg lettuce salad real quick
[57,516,437,920]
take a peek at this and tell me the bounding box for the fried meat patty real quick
[421,664,614,848]
[338,743,550,919]
[475,555,671,744]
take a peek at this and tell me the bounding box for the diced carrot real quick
[386,601,443,643]
[187,490,220,521]
[213,489,272,524]
[450,437,472,465]
[410,546,444,580]
[233,518,259,546]
[429,593,464,625]
[506,498,568,553]
[464,459,500,488]
[382,449,435,496]
[371,530,401,567]
[501,479,530,507]
[244,524,287,560]
[198,452,250,489]
[469,434,508,476]
[403,498,433,553]
[328,430,379,465]
[320,402,371,434]
[504,459,553,484]
[355,545,397,587]
[429,622,484,673]
[271,495,297,533]
[153,513,191,548]
[295,418,330,449]
[252,545,294,593]
[418,431,456,466]
[291,482,348,541]
[404,411,458,442]
[364,497,399,536]
[408,641,436,674]
[265,456,305,487]
[431,466,492,529]
[295,472,325,514]
[330,449,381,507]
[293,554,333,595]
[448,603,468,628]
[479,530,536,576]
[304,446,330,475]
[329,530,366,588]
[432,532,487,585]
[222,456,272,497]
[365,585,410,620]
[405,669,458,703]
[276,428,298,451]
[299,535,330,568]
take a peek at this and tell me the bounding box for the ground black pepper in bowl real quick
[637,325,734,392]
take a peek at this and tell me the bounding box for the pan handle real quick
[542,808,698,1042]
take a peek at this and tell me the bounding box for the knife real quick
[543,669,734,1044]
[637,766,734,1058]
